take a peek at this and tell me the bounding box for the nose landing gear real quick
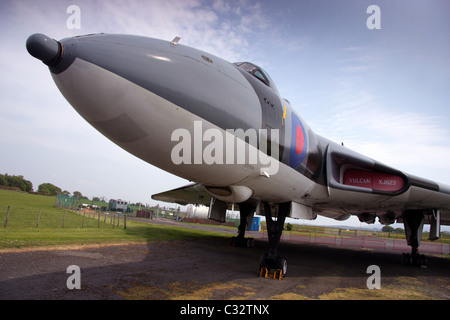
[229,201,290,279]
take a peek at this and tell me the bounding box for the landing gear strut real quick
[259,202,290,279]
[229,202,255,248]
[402,210,427,268]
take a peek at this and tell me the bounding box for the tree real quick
[382,225,394,233]
[22,179,33,192]
[0,173,33,192]
[73,191,83,199]
[38,183,62,195]
[0,174,7,187]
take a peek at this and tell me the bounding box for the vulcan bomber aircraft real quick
[27,33,450,276]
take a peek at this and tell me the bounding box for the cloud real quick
[0,0,275,202]
[3,0,449,206]
[338,47,379,73]
[340,65,375,73]
[85,0,269,62]
[1,0,272,157]
[313,86,450,184]
[5,0,270,62]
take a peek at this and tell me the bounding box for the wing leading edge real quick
[151,183,212,206]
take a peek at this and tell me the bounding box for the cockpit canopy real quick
[234,62,279,95]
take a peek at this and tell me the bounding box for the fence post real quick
[4,206,10,227]
[124,214,127,229]
[36,209,41,228]
[98,212,100,228]
[82,212,86,228]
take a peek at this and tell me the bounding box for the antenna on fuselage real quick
[170,36,181,46]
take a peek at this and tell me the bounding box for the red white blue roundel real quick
[289,113,308,168]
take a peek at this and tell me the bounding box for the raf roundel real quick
[296,124,304,155]
[289,113,308,169]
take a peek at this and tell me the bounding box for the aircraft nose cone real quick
[26,33,61,66]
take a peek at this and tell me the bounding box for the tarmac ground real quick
[0,219,449,301]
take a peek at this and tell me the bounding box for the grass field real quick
[0,190,228,249]
[2,189,448,250]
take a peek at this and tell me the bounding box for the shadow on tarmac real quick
[0,220,449,300]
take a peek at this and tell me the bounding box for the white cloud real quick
[83,0,268,62]
[2,0,450,207]
[0,0,273,203]
[313,86,450,185]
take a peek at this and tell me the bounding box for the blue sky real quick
[0,0,449,228]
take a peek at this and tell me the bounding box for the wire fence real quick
[3,203,449,254]
[261,228,450,255]
[1,205,127,229]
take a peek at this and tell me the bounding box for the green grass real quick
[0,190,228,249]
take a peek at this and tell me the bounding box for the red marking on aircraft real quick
[296,125,304,155]
[344,169,405,192]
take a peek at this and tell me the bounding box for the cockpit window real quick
[234,62,278,94]
[253,70,268,85]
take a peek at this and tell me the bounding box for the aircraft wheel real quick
[230,237,254,248]
[402,252,427,267]
[277,256,287,276]
[259,253,287,276]
[246,238,254,248]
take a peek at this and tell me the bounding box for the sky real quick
[0,0,449,229]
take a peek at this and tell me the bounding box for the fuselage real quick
[27,33,450,224]
[36,34,327,200]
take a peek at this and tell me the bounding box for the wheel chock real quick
[273,269,284,280]
[259,267,269,278]
[259,267,284,280]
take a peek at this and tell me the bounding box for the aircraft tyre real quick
[259,252,287,276]
[230,236,254,248]
[277,256,288,276]
[402,252,427,268]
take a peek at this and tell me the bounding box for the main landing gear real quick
[229,202,255,248]
[402,210,427,268]
[258,202,290,279]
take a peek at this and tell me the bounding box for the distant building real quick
[136,209,154,219]
[109,199,129,212]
